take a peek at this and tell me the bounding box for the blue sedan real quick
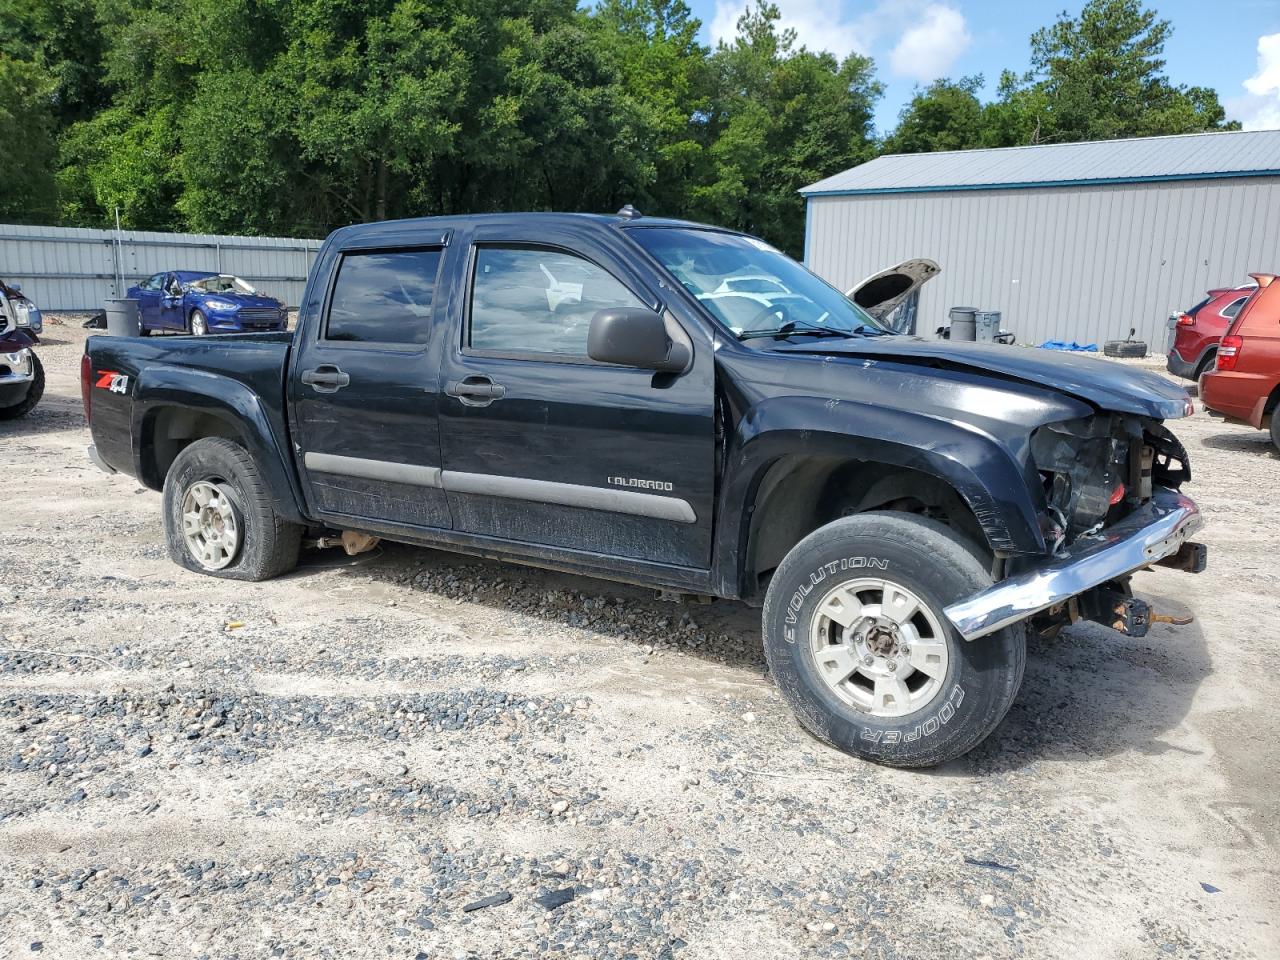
[127,271,288,335]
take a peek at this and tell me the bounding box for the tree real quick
[0,55,59,222]
[1016,0,1238,142]
[589,0,710,216]
[696,3,880,255]
[884,76,986,154]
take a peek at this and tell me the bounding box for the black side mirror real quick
[587,307,690,372]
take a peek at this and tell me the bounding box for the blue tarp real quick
[1039,340,1098,352]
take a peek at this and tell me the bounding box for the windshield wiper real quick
[736,321,859,341]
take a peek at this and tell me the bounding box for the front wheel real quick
[162,437,301,580]
[762,512,1025,768]
[1270,409,1280,454]
[189,310,208,336]
[0,353,44,420]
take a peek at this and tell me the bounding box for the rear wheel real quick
[0,352,44,420]
[189,310,208,336]
[1270,409,1280,454]
[762,512,1025,768]
[162,437,301,580]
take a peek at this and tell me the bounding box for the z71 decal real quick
[94,370,129,394]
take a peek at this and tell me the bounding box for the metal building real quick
[801,129,1280,347]
[0,223,322,311]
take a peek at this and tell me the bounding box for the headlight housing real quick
[204,299,237,312]
[13,299,42,333]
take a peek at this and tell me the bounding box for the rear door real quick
[288,238,453,531]
[435,220,715,569]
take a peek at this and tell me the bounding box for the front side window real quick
[326,248,442,345]
[629,227,887,341]
[469,246,644,357]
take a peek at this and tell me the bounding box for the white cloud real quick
[1228,33,1280,130]
[709,0,870,59]
[888,5,972,83]
[708,0,972,72]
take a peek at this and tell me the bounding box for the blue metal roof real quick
[801,130,1280,196]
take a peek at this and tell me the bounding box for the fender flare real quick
[711,396,1046,598]
[132,364,307,524]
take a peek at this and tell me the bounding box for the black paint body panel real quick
[84,212,1188,600]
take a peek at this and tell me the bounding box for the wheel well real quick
[1265,383,1280,416]
[140,407,242,489]
[742,457,990,599]
[1194,348,1217,377]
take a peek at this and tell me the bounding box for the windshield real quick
[189,274,257,295]
[629,227,887,338]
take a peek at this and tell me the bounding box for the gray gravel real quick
[0,322,1277,958]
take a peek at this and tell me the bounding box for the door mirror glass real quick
[587,307,689,372]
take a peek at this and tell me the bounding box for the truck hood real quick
[774,337,1193,419]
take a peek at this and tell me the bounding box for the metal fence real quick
[0,223,324,312]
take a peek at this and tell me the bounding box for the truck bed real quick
[86,332,294,485]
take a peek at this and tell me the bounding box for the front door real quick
[289,243,452,531]
[159,274,186,331]
[437,223,715,569]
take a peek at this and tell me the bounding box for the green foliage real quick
[0,54,60,221]
[0,0,1246,252]
[884,76,986,154]
[694,3,880,254]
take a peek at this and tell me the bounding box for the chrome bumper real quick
[945,487,1203,641]
[1,347,33,383]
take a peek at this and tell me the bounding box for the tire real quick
[189,310,208,336]
[162,437,301,581]
[1103,339,1147,358]
[1193,350,1217,379]
[1270,409,1280,454]
[762,512,1026,768]
[0,353,44,420]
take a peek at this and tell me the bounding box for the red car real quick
[1166,282,1256,380]
[1201,273,1280,450]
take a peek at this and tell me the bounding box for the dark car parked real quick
[127,271,288,336]
[1166,281,1256,380]
[0,278,44,420]
[84,211,1206,768]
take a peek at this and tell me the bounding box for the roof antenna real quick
[616,204,642,220]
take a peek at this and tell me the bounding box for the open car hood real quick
[773,336,1193,419]
[846,259,940,320]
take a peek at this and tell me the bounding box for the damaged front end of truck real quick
[945,410,1205,642]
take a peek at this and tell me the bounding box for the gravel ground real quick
[1,321,1277,959]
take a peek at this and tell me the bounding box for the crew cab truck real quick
[83,212,1206,767]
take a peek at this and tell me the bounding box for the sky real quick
[685,0,1280,135]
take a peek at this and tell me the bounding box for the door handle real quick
[446,376,506,407]
[301,365,351,393]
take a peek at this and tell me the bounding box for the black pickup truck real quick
[83,211,1206,767]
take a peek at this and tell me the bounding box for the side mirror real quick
[587,307,691,372]
[9,283,20,293]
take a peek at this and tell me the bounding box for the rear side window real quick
[326,248,443,345]
[1221,296,1249,319]
[468,246,644,357]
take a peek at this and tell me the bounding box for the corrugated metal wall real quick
[805,175,1280,348]
[0,223,323,311]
